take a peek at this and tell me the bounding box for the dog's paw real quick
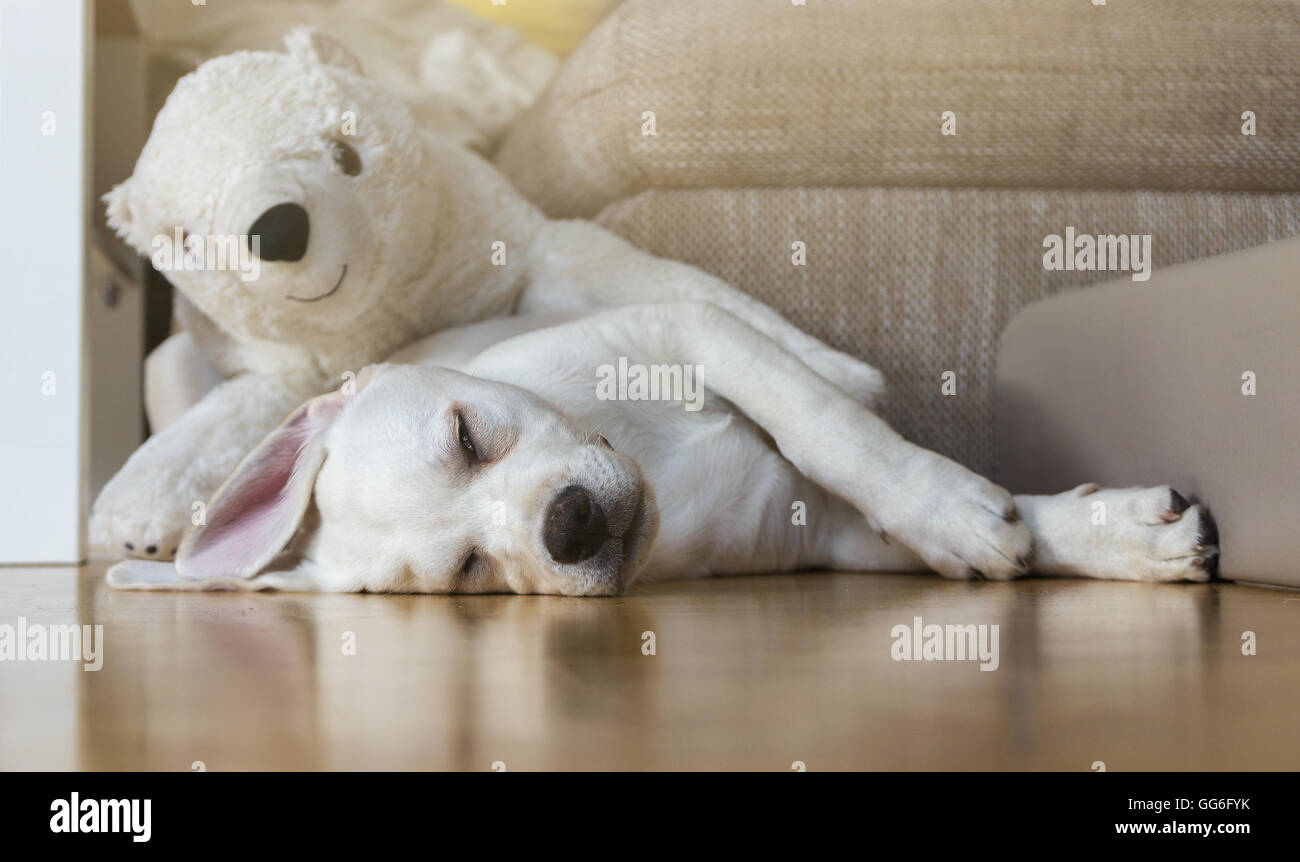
[874,452,1033,581]
[1019,484,1219,582]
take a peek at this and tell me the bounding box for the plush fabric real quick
[104,29,546,379]
[596,187,1300,474]
[499,0,1300,218]
[129,0,557,148]
[91,29,552,556]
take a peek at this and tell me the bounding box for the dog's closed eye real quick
[454,411,480,462]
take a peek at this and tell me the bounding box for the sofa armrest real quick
[995,237,1300,586]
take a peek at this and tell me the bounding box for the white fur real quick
[92,31,880,561]
[143,332,222,431]
[107,305,1218,595]
[1015,484,1214,582]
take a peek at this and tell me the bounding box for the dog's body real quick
[109,303,1218,595]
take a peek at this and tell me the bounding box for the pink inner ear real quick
[187,447,302,569]
[178,397,340,580]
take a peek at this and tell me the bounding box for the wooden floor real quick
[1,565,1297,770]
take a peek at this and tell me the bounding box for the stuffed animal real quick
[92,28,881,560]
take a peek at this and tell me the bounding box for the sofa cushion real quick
[597,188,1300,475]
[499,0,1300,218]
[995,236,1300,586]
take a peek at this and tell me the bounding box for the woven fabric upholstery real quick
[496,0,1300,473]
[499,0,1300,218]
[596,188,1300,474]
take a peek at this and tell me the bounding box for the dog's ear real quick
[107,559,321,592]
[284,26,363,74]
[176,389,348,580]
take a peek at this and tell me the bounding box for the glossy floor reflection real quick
[1,566,1296,770]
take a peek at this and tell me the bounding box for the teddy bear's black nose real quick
[248,203,310,262]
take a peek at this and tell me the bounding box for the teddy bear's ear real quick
[284,26,363,75]
[103,180,147,254]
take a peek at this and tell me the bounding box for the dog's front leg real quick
[89,369,328,561]
[503,302,1031,580]
[520,221,885,407]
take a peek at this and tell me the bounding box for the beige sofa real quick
[997,237,1300,586]
[496,0,1300,477]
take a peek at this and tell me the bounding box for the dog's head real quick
[176,364,659,596]
[103,29,439,345]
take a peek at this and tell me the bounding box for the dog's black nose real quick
[248,203,310,262]
[544,485,609,564]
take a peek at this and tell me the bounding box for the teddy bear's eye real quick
[330,140,362,177]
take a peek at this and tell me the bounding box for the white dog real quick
[108,303,1218,595]
[92,30,876,561]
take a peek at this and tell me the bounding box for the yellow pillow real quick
[448,0,617,56]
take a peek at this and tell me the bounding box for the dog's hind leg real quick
[521,221,886,407]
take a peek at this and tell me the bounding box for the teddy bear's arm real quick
[143,331,223,431]
[90,369,330,561]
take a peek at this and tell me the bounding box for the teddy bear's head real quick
[105,28,440,347]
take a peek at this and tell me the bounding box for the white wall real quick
[0,0,92,563]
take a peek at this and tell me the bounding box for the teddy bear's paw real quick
[89,505,189,562]
[89,463,201,562]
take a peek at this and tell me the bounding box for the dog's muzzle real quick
[543,485,610,564]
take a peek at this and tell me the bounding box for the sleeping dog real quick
[108,303,1218,595]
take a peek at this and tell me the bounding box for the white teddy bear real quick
[93,28,881,560]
